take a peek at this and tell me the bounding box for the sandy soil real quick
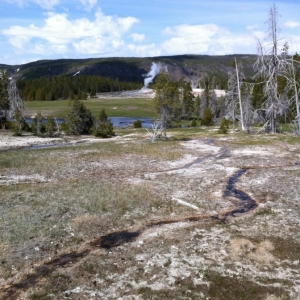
[0,133,63,149]
[0,132,125,150]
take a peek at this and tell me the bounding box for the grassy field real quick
[24,97,156,118]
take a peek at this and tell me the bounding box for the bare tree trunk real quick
[290,57,300,132]
[8,79,24,117]
[235,58,245,131]
[54,117,61,135]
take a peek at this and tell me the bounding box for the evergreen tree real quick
[64,99,94,135]
[45,116,56,137]
[182,80,195,119]
[202,107,214,126]
[35,88,45,101]
[32,111,45,136]
[191,119,197,127]
[218,117,230,134]
[93,108,114,138]
[90,88,96,98]
[13,108,30,135]
[153,71,178,139]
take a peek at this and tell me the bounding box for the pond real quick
[9,117,155,128]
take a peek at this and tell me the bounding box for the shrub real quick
[64,99,94,135]
[45,116,57,137]
[202,107,214,126]
[191,119,197,127]
[218,117,230,134]
[133,119,142,128]
[12,108,30,135]
[31,111,45,136]
[93,108,115,138]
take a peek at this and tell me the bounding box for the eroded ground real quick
[0,130,299,299]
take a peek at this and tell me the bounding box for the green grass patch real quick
[24,98,156,118]
[255,208,274,216]
[204,271,290,300]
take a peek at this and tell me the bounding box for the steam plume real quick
[144,62,165,88]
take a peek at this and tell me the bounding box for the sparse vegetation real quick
[0,128,299,299]
[1,9,300,296]
[218,117,230,134]
[133,119,142,128]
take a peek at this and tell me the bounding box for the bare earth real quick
[0,131,299,299]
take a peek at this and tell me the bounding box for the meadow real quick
[23,97,156,118]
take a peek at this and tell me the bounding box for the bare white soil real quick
[0,132,300,299]
[0,133,62,148]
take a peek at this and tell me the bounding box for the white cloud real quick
[5,0,100,10]
[131,33,145,42]
[3,9,139,55]
[247,25,258,31]
[162,24,219,53]
[34,0,60,9]
[284,21,300,29]
[79,0,97,11]
[5,0,60,9]
[4,0,24,6]
[127,43,161,57]
[161,24,256,55]
[285,35,300,54]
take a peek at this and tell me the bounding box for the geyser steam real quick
[144,62,164,88]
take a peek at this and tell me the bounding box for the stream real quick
[10,117,154,128]
[1,139,260,299]
[98,140,258,248]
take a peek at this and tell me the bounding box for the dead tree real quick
[146,121,163,143]
[8,78,25,117]
[254,3,289,133]
[282,53,300,134]
[226,59,252,131]
[0,70,9,128]
[235,58,246,130]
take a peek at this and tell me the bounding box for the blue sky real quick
[1,0,299,65]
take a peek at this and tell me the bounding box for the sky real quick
[0,0,299,65]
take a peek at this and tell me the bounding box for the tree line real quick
[153,51,300,138]
[1,5,299,138]
[16,75,143,101]
[0,70,115,137]
[153,4,300,137]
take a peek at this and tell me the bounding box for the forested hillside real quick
[16,75,143,101]
[0,54,259,101]
[1,54,257,85]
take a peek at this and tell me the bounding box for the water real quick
[223,169,258,216]
[9,117,154,128]
[181,139,258,220]
[27,140,88,150]
[109,117,153,128]
[92,230,140,249]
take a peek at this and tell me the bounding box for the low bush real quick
[133,119,142,128]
